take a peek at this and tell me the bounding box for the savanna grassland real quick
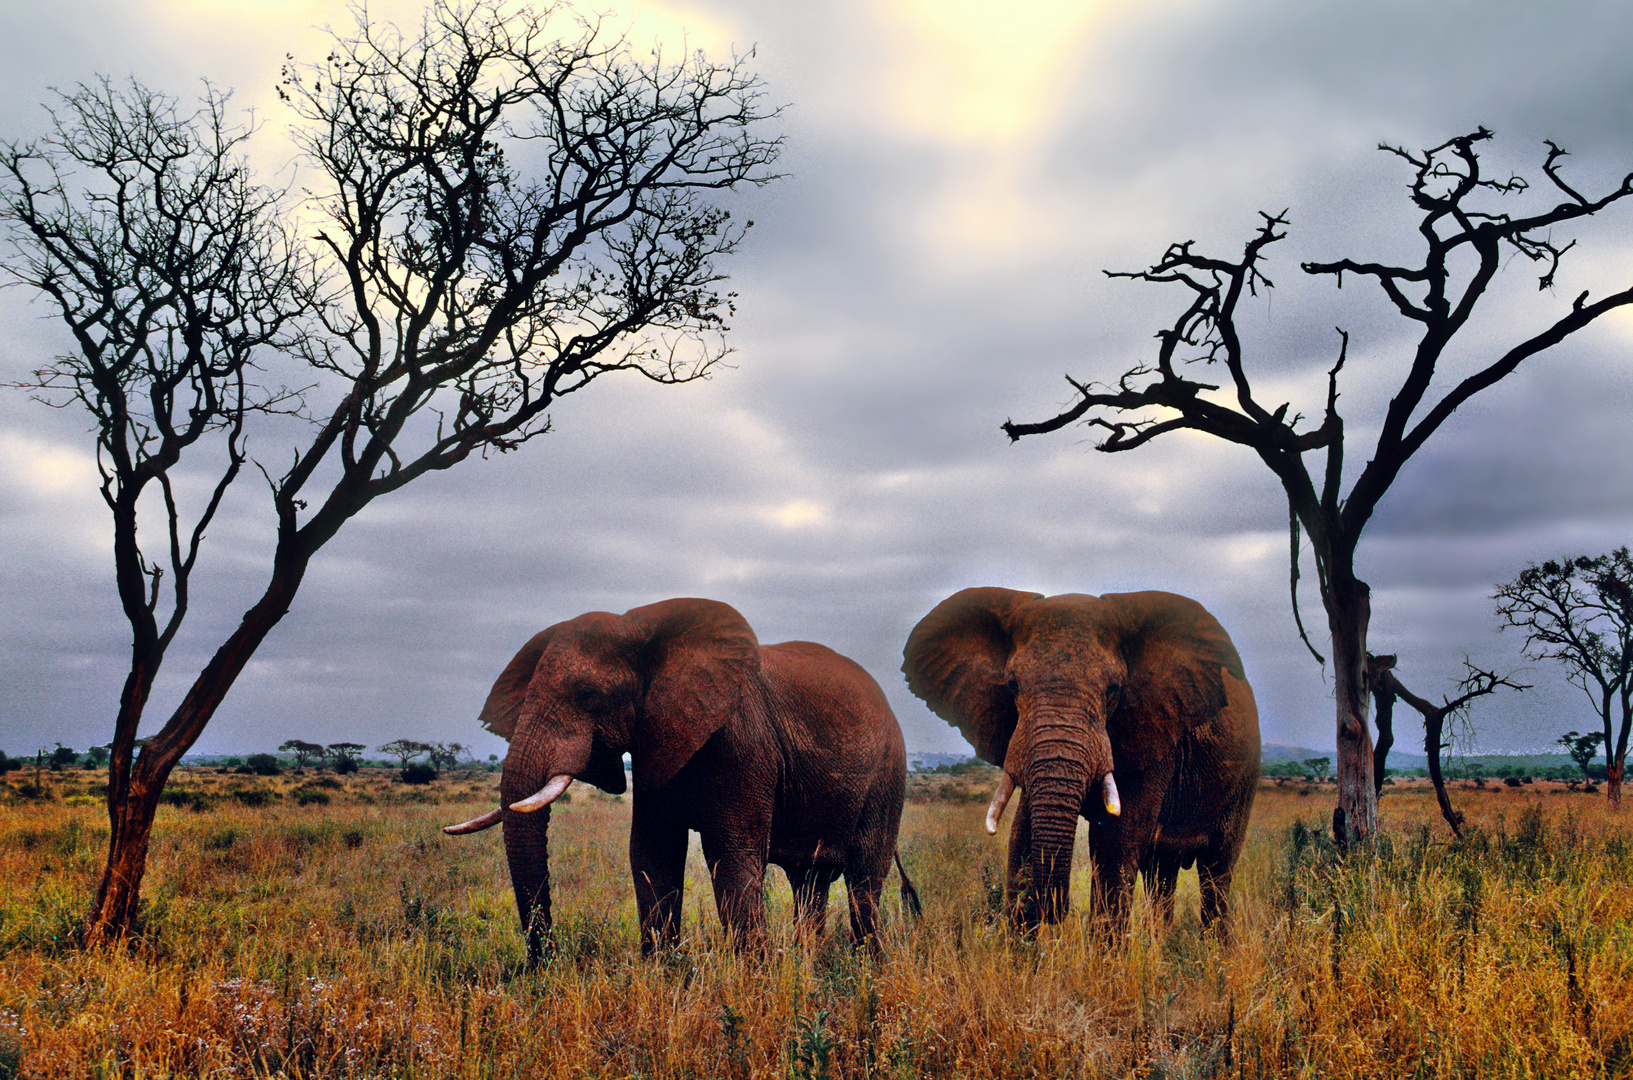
[3,766,1633,1078]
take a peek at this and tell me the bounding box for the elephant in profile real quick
[445,597,917,959]
[902,588,1259,930]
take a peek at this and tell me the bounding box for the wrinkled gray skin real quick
[903,588,1260,932]
[449,598,912,960]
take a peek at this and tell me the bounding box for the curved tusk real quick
[443,806,505,835]
[985,772,1017,835]
[1102,773,1121,817]
[509,773,573,814]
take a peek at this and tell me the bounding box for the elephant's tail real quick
[894,849,922,920]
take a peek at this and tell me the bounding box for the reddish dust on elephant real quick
[445,597,917,959]
[903,587,1260,931]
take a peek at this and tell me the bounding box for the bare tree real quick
[1,0,778,943]
[426,741,468,771]
[1495,548,1633,804]
[1002,130,1633,844]
[1368,655,1529,835]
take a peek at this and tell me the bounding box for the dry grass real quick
[3,766,1633,1077]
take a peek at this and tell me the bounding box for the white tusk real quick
[509,773,573,813]
[442,807,505,835]
[985,772,1017,835]
[1102,773,1121,817]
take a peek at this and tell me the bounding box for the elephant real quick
[901,587,1259,931]
[444,597,918,959]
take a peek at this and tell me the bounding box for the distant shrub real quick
[309,776,344,789]
[232,787,278,807]
[295,789,332,806]
[1504,775,1524,787]
[160,787,215,811]
[400,763,438,785]
[333,756,359,775]
[245,753,282,776]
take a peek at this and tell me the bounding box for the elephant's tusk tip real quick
[1102,773,1121,816]
[442,806,504,835]
[510,773,574,814]
[984,771,1017,835]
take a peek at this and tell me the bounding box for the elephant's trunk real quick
[499,731,589,962]
[502,806,552,962]
[1023,768,1085,924]
[1020,714,1115,925]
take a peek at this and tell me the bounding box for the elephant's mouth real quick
[442,773,574,836]
[982,770,1120,835]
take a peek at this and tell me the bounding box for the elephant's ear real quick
[477,626,558,740]
[902,587,1041,767]
[627,597,761,792]
[1103,591,1246,734]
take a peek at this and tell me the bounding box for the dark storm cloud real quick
[3,0,1632,762]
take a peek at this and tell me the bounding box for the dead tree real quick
[1495,549,1633,805]
[0,0,779,943]
[1002,129,1633,845]
[1368,658,1529,836]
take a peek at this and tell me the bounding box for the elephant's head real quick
[444,597,760,957]
[902,587,1244,924]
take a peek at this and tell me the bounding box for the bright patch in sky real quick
[765,499,828,528]
[0,433,97,495]
[877,0,1108,146]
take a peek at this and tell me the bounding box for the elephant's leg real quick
[1143,846,1182,923]
[700,833,769,952]
[844,853,891,952]
[630,799,689,955]
[1087,821,1138,934]
[789,863,836,942]
[1198,844,1237,930]
[1005,796,1039,929]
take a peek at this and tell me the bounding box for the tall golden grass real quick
[3,768,1632,1077]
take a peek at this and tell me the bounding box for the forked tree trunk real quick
[1328,576,1377,846]
[86,560,309,945]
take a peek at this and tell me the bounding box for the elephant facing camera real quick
[903,587,1260,934]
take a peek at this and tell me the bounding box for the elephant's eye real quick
[574,686,600,708]
[1105,683,1123,703]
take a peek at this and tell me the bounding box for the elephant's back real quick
[760,641,901,746]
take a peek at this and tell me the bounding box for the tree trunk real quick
[1328,576,1376,846]
[1609,756,1623,808]
[85,557,309,944]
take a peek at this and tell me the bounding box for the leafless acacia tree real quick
[1495,549,1633,805]
[1,0,779,942]
[1003,130,1633,844]
[1368,656,1529,835]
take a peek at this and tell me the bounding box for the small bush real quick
[400,763,438,785]
[160,787,215,811]
[334,756,359,775]
[231,787,278,807]
[245,753,282,776]
[295,789,332,806]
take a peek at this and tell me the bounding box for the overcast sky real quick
[3,0,1632,762]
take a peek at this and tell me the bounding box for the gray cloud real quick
[3,0,1632,766]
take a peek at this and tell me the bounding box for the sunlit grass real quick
[3,768,1632,1076]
